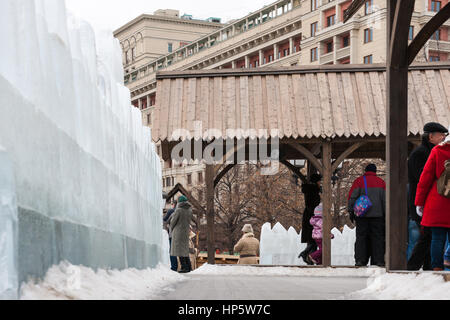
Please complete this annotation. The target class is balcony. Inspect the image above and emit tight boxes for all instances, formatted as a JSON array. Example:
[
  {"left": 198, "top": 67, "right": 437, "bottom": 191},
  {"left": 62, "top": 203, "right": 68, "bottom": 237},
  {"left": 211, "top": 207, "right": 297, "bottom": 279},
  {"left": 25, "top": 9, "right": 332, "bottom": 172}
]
[
  {"left": 320, "top": 51, "right": 334, "bottom": 64},
  {"left": 336, "top": 46, "right": 350, "bottom": 60},
  {"left": 428, "top": 40, "right": 450, "bottom": 53}
]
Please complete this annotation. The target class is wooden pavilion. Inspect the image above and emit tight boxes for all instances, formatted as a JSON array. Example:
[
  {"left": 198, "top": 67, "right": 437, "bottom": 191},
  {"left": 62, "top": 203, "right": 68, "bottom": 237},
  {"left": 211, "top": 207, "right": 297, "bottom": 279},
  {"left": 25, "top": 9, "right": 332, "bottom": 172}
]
[
  {"left": 153, "top": 63, "right": 450, "bottom": 269},
  {"left": 154, "top": 0, "right": 450, "bottom": 271}
]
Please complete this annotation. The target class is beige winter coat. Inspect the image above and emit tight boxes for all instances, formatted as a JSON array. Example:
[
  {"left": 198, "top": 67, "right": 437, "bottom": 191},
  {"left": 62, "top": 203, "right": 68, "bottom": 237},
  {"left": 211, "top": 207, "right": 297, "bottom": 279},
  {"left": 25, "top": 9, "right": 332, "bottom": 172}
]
[{"left": 234, "top": 233, "right": 260, "bottom": 265}]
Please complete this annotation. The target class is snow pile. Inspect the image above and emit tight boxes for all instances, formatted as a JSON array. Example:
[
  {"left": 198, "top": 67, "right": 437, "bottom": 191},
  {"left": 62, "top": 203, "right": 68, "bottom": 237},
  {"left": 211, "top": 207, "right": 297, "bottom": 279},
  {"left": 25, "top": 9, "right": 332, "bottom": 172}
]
[
  {"left": 260, "top": 222, "right": 356, "bottom": 266},
  {"left": 350, "top": 273, "right": 450, "bottom": 300},
  {"left": 20, "top": 261, "right": 186, "bottom": 300},
  {"left": 192, "top": 264, "right": 385, "bottom": 278}
]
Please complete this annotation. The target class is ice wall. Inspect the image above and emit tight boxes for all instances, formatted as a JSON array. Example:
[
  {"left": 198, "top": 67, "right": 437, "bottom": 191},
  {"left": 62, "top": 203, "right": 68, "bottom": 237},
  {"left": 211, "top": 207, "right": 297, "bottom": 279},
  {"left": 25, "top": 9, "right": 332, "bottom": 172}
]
[
  {"left": 0, "top": 0, "right": 163, "bottom": 289},
  {"left": 0, "top": 148, "right": 19, "bottom": 300},
  {"left": 260, "top": 223, "right": 356, "bottom": 266}
]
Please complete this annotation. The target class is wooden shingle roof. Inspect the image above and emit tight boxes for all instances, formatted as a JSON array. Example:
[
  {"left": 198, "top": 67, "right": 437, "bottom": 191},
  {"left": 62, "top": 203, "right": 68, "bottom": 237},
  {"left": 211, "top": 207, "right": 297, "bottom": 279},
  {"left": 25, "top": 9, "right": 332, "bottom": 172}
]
[{"left": 152, "top": 63, "right": 450, "bottom": 142}]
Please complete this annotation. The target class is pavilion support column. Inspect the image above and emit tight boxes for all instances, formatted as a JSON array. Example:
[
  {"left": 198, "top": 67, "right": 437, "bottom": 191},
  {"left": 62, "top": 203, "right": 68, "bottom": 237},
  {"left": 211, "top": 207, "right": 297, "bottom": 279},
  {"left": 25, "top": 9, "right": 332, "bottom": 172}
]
[
  {"left": 205, "top": 164, "right": 216, "bottom": 265},
  {"left": 322, "top": 140, "right": 332, "bottom": 267},
  {"left": 386, "top": 0, "right": 414, "bottom": 271}
]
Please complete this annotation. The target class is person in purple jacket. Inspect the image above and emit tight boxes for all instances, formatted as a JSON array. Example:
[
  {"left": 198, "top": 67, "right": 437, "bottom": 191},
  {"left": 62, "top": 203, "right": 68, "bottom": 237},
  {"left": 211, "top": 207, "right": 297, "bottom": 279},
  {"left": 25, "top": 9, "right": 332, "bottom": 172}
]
[{"left": 307, "top": 203, "right": 334, "bottom": 265}]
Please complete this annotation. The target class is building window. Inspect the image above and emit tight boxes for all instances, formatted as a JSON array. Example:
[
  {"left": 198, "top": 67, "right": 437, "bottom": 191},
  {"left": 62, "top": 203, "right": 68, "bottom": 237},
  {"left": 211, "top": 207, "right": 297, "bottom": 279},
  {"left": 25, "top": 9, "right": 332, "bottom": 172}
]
[
  {"left": 131, "top": 48, "right": 136, "bottom": 61},
  {"left": 365, "top": 0, "right": 373, "bottom": 15},
  {"left": 326, "top": 15, "right": 336, "bottom": 27},
  {"left": 430, "top": 55, "right": 440, "bottom": 62},
  {"left": 147, "top": 114, "right": 152, "bottom": 126},
  {"left": 409, "top": 26, "right": 414, "bottom": 40},
  {"left": 311, "top": 22, "right": 318, "bottom": 37},
  {"left": 198, "top": 172, "right": 203, "bottom": 183},
  {"left": 326, "top": 41, "right": 333, "bottom": 53},
  {"left": 364, "top": 55, "right": 373, "bottom": 64},
  {"left": 172, "top": 177, "right": 175, "bottom": 186},
  {"left": 168, "top": 43, "right": 173, "bottom": 53},
  {"left": 283, "top": 49, "right": 289, "bottom": 57},
  {"left": 431, "top": 29, "right": 441, "bottom": 41},
  {"left": 431, "top": 1, "right": 441, "bottom": 12},
  {"left": 311, "top": 47, "right": 318, "bottom": 62},
  {"left": 342, "top": 35, "right": 350, "bottom": 47},
  {"left": 364, "top": 28, "right": 373, "bottom": 43},
  {"left": 263, "top": 57, "right": 267, "bottom": 64},
  {"left": 187, "top": 174, "right": 192, "bottom": 185},
  {"left": 311, "top": 0, "right": 318, "bottom": 11},
  {"left": 166, "top": 177, "right": 171, "bottom": 188}
]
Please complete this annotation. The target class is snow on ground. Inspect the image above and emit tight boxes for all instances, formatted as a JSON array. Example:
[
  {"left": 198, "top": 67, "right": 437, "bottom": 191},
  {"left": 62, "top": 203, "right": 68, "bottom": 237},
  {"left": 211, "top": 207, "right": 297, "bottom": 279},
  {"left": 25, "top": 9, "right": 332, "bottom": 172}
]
[
  {"left": 192, "top": 264, "right": 385, "bottom": 278},
  {"left": 19, "top": 262, "right": 450, "bottom": 300},
  {"left": 20, "top": 261, "right": 186, "bottom": 300},
  {"left": 350, "top": 272, "right": 450, "bottom": 300}
]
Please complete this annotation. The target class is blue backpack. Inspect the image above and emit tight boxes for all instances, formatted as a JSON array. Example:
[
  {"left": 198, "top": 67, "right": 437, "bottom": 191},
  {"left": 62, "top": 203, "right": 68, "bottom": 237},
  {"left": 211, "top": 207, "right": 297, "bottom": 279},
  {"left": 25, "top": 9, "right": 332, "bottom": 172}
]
[{"left": 354, "top": 176, "right": 373, "bottom": 217}]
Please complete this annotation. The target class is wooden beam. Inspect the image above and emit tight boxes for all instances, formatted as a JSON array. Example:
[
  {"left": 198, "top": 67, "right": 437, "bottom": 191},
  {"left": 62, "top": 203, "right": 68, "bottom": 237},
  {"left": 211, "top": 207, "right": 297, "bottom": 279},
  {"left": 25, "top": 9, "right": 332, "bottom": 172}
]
[
  {"left": 389, "top": 0, "right": 416, "bottom": 67},
  {"left": 166, "top": 183, "right": 207, "bottom": 216},
  {"left": 214, "top": 164, "right": 236, "bottom": 188},
  {"left": 386, "top": 0, "right": 414, "bottom": 271},
  {"left": 408, "top": 3, "right": 450, "bottom": 65},
  {"left": 205, "top": 165, "right": 216, "bottom": 265},
  {"left": 322, "top": 140, "right": 333, "bottom": 267},
  {"left": 285, "top": 142, "right": 324, "bottom": 175},
  {"left": 331, "top": 142, "right": 367, "bottom": 172},
  {"left": 280, "top": 159, "right": 308, "bottom": 184},
  {"left": 343, "top": 0, "right": 366, "bottom": 23}
]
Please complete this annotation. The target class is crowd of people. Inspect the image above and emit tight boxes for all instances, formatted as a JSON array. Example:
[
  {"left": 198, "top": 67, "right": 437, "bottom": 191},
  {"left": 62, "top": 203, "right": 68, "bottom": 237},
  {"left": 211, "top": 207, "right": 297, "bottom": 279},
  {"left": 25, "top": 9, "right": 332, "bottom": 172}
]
[{"left": 163, "top": 122, "right": 449, "bottom": 272}]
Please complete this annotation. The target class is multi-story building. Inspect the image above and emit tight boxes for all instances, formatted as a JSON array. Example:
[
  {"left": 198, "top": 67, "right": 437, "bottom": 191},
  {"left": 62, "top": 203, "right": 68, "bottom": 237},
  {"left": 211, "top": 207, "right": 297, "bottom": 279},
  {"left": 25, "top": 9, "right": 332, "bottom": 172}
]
[{"left": 115, "top": 0, "right": 450, "bottom": 194}]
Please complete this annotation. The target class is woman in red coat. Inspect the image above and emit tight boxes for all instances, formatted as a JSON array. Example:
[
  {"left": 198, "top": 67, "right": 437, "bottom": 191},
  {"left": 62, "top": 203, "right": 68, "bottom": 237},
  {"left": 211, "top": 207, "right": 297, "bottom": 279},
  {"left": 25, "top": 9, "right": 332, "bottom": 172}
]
[{"left": 415, "top": 138, "right": 450, "bottom": 271}]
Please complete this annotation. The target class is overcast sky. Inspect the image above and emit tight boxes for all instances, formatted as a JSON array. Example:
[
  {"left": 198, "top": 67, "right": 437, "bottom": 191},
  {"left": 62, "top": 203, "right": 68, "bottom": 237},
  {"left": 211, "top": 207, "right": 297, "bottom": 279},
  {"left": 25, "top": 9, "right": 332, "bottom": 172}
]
[{"left": 65, "top": 0, "right": 274, "bottom": 31}]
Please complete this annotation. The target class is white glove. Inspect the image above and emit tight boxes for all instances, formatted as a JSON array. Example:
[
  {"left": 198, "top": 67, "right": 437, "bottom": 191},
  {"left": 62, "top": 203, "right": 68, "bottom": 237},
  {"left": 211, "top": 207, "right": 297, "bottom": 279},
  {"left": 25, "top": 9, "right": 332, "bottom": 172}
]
[{"left": 416, "top": 206, "right": 424, "bottom": 217}]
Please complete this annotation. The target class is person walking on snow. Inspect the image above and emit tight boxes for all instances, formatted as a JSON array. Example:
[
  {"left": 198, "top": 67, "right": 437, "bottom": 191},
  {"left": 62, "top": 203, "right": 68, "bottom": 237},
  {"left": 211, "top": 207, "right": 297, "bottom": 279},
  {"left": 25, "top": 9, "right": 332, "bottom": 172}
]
[
  {"left": 299, "top": 174, "right": 322, "bottom": 265},
  {"left": 415, "top": 130, "right": 450, "bottom": 271},
  {"left": 348, "top": 164, "right": 386, "bottom": 267},
  {"left": 407, "top": 122, "right": 448, "bottom": 270},
  {"left": 234, "top": 224, "right": 260, "bottom": 265},
  {"left": 170, "top": 196, "right": 193, "bottom": 273},
  {"left": 307, "top": 203, "right": 334, "bottom": 265},
  {"left": 163, "top": 200, "right": 178, "bottom": 272}
]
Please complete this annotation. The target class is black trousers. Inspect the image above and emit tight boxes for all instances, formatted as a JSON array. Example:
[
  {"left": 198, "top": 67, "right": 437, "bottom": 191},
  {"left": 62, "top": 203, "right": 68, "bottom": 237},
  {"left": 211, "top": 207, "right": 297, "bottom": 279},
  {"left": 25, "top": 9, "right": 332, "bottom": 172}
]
[
  {"left": 355, "top": 217, "right": 386, "bottom": 266},
  {"left": 179, "top": 256, "right": 192, "bottom": 272},
  {"left": 407, "top": 227, "right": 432, "bottom": 271},
  {"left": 299, "top": 241, "right": 318, "bottom": 259}
]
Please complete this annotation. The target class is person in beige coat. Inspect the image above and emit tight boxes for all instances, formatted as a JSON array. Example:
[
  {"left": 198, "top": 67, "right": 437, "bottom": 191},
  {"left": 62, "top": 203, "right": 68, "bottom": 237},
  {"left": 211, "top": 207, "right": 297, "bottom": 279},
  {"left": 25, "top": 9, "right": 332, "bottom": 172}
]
[{"left": 234, "top": 224, "right": 260, "bottom": 265}]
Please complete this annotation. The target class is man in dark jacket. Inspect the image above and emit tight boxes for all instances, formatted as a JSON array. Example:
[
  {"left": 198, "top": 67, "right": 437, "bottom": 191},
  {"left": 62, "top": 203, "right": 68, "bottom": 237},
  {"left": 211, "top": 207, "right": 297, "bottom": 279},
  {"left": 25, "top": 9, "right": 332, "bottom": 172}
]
[
  {"left": 407, "top": 122, "right": 448, "bottom": 271},
  {"left": 348, "top": 164, "right": 386, "bottom": 267},
  {"left": 298, "top": 174, "right": 322, "bottom": 265},
  {"left": 163, "top": 200, "right": 178, "bottom": 271}
]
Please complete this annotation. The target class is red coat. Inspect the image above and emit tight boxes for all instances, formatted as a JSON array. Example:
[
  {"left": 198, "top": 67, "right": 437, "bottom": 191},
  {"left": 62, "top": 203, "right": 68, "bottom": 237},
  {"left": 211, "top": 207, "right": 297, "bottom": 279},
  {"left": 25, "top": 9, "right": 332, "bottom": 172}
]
[{"left": 415, "top": 143, "right": 450, "bottom": 228}]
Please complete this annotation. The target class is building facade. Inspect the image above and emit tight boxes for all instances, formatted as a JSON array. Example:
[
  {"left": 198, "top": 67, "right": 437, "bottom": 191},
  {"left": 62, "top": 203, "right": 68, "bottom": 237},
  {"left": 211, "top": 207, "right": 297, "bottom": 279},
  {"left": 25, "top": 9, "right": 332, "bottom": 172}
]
[{"left": 115, "top": 0, "right": 450, "bottom": 194}]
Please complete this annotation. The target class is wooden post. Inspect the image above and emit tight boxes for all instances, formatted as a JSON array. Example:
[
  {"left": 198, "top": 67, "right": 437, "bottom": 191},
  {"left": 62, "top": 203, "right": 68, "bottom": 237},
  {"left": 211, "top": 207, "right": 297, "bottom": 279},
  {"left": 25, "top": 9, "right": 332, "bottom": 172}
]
[
  {"left": 205, "top": 165, "right": 216, "bottom": 265},
  {"left": 386, "top": 0, "right": 415, "bottom": 271},
  {"left": 322, "top": 140, "right": 332, "bottom": 267}
]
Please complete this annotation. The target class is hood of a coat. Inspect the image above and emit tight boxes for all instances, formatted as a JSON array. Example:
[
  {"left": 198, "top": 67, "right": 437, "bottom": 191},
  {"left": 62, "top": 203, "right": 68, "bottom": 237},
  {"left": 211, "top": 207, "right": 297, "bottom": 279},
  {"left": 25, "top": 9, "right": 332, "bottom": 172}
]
[
  {"left": 243, "top": 233, "right": 255, "bottom": 239},
  {"left": 178, "top": 201, "right": 192, "bottom": 210}
]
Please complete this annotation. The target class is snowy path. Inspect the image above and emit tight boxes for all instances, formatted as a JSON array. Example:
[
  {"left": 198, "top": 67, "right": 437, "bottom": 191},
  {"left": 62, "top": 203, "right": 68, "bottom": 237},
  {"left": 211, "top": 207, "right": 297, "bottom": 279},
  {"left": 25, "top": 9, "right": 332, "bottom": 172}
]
[{"left": 154, "top": 273, "right": 370, "bottom": 300}]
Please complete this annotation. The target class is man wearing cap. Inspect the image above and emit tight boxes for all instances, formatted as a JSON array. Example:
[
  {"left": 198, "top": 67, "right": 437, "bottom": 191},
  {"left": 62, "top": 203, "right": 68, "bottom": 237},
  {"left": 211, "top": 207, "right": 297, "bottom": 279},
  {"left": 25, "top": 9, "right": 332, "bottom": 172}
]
[
  {"left": 348, "top": 164, "right": 386, "bottom": 267},
  {"left": 407, "top": 122, "right": 448, "bottom": 271}
]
